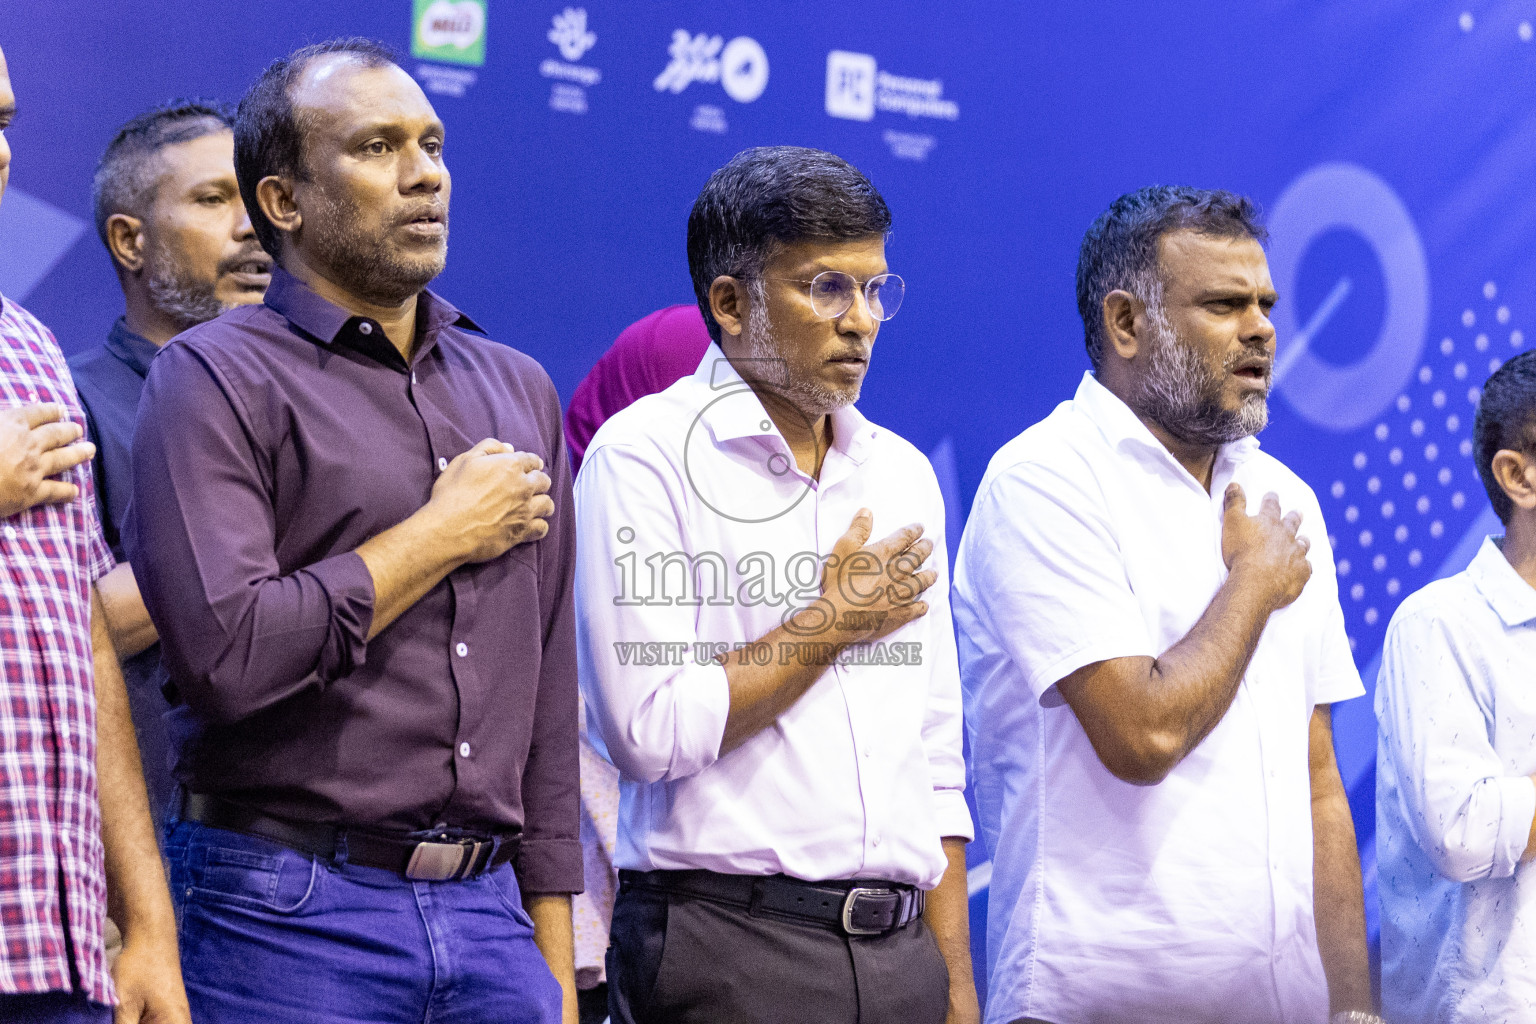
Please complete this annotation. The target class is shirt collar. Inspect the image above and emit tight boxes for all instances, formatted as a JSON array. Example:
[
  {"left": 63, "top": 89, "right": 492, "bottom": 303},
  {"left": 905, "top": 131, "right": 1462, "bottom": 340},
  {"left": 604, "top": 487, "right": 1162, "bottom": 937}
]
[
  {"left": 263, "top": 266, "right": 483, "bottom": 368},
  {"left": 691, "top": 342, "right": 877, "bottom": 463},
  {"left": 1468, "top": 535, "right": 1536, "bottom": 628},
  {"left": 105, "top": 317, "right": 161, "bottom": 379},
  {"left": 1073, "top": 370, "right": 1260, "bottom": 477}
]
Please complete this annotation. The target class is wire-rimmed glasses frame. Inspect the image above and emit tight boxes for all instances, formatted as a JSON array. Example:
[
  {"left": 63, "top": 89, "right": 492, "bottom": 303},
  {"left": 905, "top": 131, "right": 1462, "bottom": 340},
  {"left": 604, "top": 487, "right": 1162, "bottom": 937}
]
[{"left": 764, "top": 270, "right": 906, "bottom": 322}]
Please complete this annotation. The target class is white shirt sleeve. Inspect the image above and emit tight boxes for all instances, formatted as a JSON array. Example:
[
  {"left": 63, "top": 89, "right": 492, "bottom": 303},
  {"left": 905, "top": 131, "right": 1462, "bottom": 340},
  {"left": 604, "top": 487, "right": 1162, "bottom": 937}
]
[
  {"left": 1377, "top": 606, "right": 1536, "bottom": 883},
  {"left": 1297, "top": 496, "right": 1366, "bottom": 708},
  {"left": 574, "top": 441, "right": 731, "bottom": 785},
  {"left": 918, "top": 486, "right": 974, "bottom": 843},
  {"left": 963, "top": 456, "right": 1156, "bottom": 700}
]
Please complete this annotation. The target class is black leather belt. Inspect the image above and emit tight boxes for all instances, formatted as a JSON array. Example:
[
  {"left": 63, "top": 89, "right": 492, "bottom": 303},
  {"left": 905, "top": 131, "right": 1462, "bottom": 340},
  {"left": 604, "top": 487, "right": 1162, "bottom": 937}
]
[
  {"left": 179, "top": 792, "right": 519, "bottom": 882},
  {"left": 619, "top": 868, "right": 925, "bottom": 936}
]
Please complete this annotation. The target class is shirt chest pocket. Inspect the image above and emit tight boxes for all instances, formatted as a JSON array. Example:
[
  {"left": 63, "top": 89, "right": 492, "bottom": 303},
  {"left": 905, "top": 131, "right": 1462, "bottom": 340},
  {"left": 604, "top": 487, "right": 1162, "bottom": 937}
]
[{"left": 1117, "top": 514, "right": 1224, "bottom": 652}]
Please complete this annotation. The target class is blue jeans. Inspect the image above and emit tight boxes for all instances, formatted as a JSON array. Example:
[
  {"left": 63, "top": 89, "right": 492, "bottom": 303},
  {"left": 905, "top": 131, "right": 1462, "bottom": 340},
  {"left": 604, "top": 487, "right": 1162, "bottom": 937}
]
[
  {"left": 166, "top": 820, "right": 562, "bottom": 1024},
  {"left": 0, "top": 992, "right": 111, "bottom": 1024}
]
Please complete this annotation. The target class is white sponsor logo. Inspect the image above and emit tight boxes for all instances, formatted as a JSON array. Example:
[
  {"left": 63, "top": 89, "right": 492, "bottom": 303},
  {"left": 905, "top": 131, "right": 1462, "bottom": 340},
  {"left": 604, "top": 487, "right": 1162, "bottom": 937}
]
[
  {"left": 690, "top": 105, "right": 729, "bottom": 134},
  {"left": 720, "top": 36, "right": 769, "bottom": 102},
  {"left": 419, "top": 0, "right": 485, "bottom": 50},
  {"left": 656, "top": 30, "right": 768, "bottom": 103},
  {"left": 883, "top": 130, "right": 936, "bottom": 162},
  {"left": 548, "top": 7, "right": 596, "bottom": 62},
  {"left": 416, "top": 64, "right": 477, "bottom": 98},
  {"left": 549, "top": 83, "right": 587, "bottom": 114},
  {"left": 825, "top": 50, "right": 959, "bottom": 122},
  {"left": 541, "top": 7, "right": 601, "bottom": 114},
  {"left": 826, "top": 50, "right": 876, "bottom": 121}
]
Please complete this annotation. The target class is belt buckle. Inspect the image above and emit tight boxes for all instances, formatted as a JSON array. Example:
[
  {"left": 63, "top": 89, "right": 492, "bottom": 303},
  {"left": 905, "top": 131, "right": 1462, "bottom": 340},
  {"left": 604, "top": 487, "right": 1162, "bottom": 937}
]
[
  {"left": 405, "top": 838, "right": 486, "bottom": 881},
  {"left": 840, "top": 886, "right": 894, "bottom": 936}
]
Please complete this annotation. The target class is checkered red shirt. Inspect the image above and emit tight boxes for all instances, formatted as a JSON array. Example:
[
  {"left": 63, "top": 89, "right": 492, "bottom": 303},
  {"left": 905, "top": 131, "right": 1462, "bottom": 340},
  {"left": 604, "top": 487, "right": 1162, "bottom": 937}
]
[{"left": 0, "top": 294, "right": 115, "bottom": 1004}]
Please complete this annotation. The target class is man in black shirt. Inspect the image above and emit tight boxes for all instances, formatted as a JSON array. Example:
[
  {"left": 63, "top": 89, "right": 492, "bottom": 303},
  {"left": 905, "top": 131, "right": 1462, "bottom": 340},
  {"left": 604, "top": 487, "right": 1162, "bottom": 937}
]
[{"left": 69, "top": 100, "right": 270, "bottom": 829}]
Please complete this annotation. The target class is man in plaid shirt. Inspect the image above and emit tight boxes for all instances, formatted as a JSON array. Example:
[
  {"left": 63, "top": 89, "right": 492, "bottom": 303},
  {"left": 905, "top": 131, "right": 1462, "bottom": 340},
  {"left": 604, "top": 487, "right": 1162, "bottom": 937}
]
[{"left": 0, "top": 45, "right": 189, "bottom": 1024}]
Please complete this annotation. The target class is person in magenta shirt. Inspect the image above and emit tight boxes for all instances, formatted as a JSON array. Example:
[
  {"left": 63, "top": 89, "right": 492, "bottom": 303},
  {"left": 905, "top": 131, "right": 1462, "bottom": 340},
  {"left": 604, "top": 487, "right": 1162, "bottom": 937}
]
[{"left": 565, "top": 304, "right": 711, "bottom": 475}]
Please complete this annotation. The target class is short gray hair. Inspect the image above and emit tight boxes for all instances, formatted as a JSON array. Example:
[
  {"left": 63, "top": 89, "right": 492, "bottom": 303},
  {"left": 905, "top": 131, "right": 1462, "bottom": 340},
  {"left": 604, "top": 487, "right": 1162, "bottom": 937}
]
[
  {"left": 1075, "top": 185, "right": 1266, "bottom": 371},
  {"left": 92, "top": 101, "right": 234, "bottom": 257}
]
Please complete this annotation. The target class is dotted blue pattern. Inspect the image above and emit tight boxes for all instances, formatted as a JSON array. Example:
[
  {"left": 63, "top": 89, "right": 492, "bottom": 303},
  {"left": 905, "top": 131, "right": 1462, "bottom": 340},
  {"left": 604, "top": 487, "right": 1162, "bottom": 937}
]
[{"left": 1324, "top": 282, "right": 1517, "bottom": 656}]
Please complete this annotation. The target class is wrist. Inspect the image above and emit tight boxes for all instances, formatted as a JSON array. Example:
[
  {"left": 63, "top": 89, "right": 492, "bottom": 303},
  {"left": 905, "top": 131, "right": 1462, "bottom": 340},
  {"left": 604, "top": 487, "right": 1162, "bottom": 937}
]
[
  {"left": 1224, "top": 558, "right": 1280, "bottom": 610},
  {"left": 112, "top": 903, "right": 178, "bottom": 949},
  {"left": 803, "top": 597, "right": 865, "bottom": 651},
  {"left": 407, "top": 502, "right": 472, "bottom": 567}
]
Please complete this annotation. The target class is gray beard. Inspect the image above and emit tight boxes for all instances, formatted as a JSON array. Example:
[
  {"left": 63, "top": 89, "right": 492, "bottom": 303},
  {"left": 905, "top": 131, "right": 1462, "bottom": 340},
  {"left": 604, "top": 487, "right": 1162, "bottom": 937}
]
[
  {"left": 145, "top": 259, "right": 227, "bottom": 331},
  {"left": 1128, "top": 301, "right": 1268, "bottom": 447},
  {"left": 741, "top": 285, "right": 860, "bottom": 418}
]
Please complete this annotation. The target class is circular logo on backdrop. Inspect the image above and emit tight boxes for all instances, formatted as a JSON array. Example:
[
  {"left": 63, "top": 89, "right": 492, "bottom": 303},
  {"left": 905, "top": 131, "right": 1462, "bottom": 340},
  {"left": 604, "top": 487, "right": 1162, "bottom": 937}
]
[
  {"left": 720, "top": 37, "right": 770, "bottom": 102},
  {"left": 1268, "top": 162, "right": 1429, "bottom": 432}
]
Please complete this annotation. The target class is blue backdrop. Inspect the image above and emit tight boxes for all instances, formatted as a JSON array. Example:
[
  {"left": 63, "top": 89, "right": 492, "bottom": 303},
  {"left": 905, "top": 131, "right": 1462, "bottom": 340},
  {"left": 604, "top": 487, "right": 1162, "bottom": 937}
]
[{"left": 2, "top": 0, "right": 1526, "bottom": 997}]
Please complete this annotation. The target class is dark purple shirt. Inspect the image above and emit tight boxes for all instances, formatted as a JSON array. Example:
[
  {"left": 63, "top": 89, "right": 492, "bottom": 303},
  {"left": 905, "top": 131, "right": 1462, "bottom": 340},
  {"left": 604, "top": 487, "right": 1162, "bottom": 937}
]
[{"left": 125, "top": 267, "right": 581, "bottom": 894}]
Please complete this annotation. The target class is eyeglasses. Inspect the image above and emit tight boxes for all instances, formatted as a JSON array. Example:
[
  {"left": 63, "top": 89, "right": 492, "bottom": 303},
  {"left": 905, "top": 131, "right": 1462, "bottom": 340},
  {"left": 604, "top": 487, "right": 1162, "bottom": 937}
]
[{"left": 767, "top": 271, "right": 906, "bottom": 322}]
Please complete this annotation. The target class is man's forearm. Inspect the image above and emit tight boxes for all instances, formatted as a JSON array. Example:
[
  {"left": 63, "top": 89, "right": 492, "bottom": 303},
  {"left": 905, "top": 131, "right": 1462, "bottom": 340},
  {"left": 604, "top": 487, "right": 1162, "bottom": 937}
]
[
  {"left": 92, "top": 588, "right": 173, "bottom": 936},
  {"left": 355, "top": 506, "right": 467, "bottom": 640},
  {"left": 1145, "top": 565, "right": 1277, "bottom": 760},
  {"left": 92, "top": 586, "right": 190, "bottom": 1023},
  {"left": 96, "top": 560, "right": 158, "bottom": 658},
  {"left": 1059, "top": 564, "right": 1279, "bottom": 783},
  {"left": 924, "top": 837, "right": 980, "bottom": 1024},
  {"left": 718, "top": 613, "right": 839, "bottom": 755},
  {"left": 527, "top": 893, "right": 578, "bottom": 1024},
  {"left": 1310, "top": 707, "right": 1372, "bottom": 1014}
]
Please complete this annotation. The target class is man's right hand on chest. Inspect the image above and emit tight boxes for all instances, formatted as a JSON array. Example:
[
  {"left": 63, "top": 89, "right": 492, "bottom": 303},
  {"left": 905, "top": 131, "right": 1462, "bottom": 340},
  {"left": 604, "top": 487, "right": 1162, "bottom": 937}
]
[
  {"left": 1220, "top": 483, "right": 1312, "bottom": 613},
  {"left": 0, "top": 403, "right": 95, "bottom": 518},
  {"left": 424, "top": 438, "right": 555, "bottom": 563}
]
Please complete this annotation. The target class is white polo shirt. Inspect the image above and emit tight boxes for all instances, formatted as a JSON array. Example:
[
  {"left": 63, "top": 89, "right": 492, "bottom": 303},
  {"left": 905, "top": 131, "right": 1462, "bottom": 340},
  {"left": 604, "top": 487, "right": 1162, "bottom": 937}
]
[
  {"left": 574, "top": 343, "right": 972, "bottom": 888},
  {"left": 1377, "top": 537, "right": 1536, "bottom": 1024},
  {"left": 953, "top": 372, "right": 1363, "bottom": 1024}
]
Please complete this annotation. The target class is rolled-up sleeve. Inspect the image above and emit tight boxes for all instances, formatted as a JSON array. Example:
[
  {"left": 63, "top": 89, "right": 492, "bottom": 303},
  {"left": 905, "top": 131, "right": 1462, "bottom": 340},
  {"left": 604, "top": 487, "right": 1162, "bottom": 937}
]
[
  {"left": 514, "top": 388, "right": 584, "bottom": 894},
  {"left": 916, "top": 478, "right": 973, "bottom": 842},
  {"left": 574, "top": 441, "right": 730, "bottom": 785},
  {"left": 125, "top": 340, "right": 374, "bottom": 726},
  {"left": 1378, "top": 607, "right": 1535, "bottom": 883}
]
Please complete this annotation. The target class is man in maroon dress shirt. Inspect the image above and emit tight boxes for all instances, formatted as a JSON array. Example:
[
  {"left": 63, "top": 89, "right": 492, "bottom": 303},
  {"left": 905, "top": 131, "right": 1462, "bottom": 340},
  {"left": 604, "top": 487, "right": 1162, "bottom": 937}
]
[{"left": 125, "top": 38, "right": 580, "bottom": 1024}]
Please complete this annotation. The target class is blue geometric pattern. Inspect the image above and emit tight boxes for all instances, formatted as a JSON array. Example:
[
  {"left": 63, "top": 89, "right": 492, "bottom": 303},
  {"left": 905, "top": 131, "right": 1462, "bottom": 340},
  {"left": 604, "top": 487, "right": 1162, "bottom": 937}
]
[{"left": 0, "top": 188, "right": 87, "bottom": 303}]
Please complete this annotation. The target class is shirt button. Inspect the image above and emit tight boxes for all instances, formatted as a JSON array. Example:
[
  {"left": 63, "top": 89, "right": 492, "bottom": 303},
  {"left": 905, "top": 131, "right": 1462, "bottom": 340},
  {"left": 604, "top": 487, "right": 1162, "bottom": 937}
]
[
  {"left": 437, "top": 457, "right": 448, "bottom": 472},
  {"left": 411, "top": 373, "right": 418, "bottom": 386},
  {"left": 358, "top": 321, "right": 373, "bottom": 335},
  {"left": 3, "top": 525, "right": 15, "bottom": 540},
  {"left": 862, "top": 749, "right": 871, "bottom": 760},
  {"left": 458, "top": 742, "right": 472, "bottom": 758},
  {"left": 455, "top": 642, "right": 468, "bottom": 657},
  {"left": 38, "top": 619, "right": 53, "bottom": 634},
  {"left": 872, "top": 835, "right": 882, "bottom": 847}
]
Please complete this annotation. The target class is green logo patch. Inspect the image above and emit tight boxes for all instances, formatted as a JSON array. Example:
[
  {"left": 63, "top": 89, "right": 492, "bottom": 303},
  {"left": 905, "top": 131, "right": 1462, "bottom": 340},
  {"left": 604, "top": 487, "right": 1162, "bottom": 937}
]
[{"left": 412, "top": 0, "right": 487, "bottom": 67}]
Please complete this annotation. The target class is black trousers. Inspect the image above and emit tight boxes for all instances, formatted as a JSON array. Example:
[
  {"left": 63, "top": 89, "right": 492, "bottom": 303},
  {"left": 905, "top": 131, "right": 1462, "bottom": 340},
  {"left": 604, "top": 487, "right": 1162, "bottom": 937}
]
[{"left": 606, "top": 883, "right": 949, "bottom": 1024}]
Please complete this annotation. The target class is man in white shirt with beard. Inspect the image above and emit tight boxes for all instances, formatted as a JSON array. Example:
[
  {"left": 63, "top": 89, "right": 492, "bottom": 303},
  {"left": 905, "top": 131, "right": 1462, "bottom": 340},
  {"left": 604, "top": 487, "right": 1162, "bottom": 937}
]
[
  {"left": 575, "top": 146, "right": 977, "bottom": 1024},
  {"left": 954, "top": 186, "right": 1377, "bottom": 1024}
]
